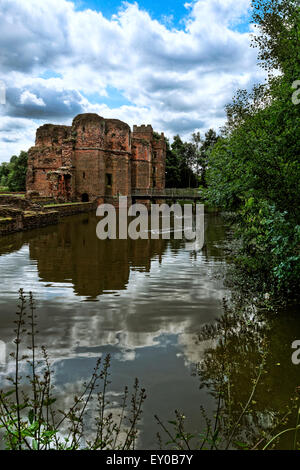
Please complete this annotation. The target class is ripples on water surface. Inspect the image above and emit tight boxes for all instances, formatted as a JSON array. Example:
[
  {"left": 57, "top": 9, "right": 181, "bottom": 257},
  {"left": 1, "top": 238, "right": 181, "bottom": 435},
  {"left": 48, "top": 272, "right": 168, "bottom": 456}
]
[{"left": 0, "top": 213, "right": 299, "bottom": 449}]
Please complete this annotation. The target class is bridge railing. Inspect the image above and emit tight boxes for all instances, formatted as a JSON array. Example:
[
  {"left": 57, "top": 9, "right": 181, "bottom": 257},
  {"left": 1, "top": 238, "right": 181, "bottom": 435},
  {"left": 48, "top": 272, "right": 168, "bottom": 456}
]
[{"left": 131, "top": 188, "right": 202, "bottom": 198}]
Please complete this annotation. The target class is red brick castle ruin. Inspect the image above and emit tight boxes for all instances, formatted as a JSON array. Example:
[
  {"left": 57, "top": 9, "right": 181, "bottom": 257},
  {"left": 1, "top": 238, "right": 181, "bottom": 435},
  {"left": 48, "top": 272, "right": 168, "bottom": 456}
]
[{"left": 26, "top": 113, "right": 166, "bottom": 205}]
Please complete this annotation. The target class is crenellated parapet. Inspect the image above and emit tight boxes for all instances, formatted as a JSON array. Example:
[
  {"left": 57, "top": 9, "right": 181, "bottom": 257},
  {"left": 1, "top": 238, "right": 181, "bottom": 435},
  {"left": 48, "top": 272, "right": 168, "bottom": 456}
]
[{"left": 26, "top": 114, "right": 166, "bottom": 204}]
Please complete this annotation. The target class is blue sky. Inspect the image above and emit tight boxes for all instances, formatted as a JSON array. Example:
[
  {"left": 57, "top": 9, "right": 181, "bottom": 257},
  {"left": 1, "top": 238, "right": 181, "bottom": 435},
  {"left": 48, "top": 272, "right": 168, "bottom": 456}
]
[
  {"left": 78, "top": 0, "right": 189, "bottom": 26},
  {"left": 78, "top": 0, "right": 252, "bottom": 31},
  {"left": 0, "top": 0, "right": 264, "bottom": 163}
]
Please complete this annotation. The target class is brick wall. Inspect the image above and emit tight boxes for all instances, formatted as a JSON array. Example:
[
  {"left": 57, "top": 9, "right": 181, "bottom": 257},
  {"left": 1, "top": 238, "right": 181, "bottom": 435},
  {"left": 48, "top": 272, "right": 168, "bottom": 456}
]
[{"left": 26, "top": 113, "right": 166, "bottom": 204}]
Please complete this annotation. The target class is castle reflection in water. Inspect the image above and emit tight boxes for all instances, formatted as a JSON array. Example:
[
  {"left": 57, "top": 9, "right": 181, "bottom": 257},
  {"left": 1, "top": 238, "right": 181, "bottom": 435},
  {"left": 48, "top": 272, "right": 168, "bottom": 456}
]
[{"left": 0, "top": 212, "right": 225, "bottom": 300}]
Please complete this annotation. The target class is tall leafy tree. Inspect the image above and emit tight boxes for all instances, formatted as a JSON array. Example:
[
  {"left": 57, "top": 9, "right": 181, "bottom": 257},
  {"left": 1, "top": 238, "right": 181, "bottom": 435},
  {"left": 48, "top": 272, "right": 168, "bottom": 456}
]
[
  {"left": 0, "top": 162, "right": 10, "bottom": 187},
  {"left": 206, "top": 0, "right": 300, "bottom": 297},
  {"left": 165, "top": 135, "right": 199, "bottom": 188},
  {"left": 165, "top": 138, "right": 181, "bottom": 187},
  {"left": 1, "top": 151, "right": 28, "bottom": 192},
  {"left": 193, "top": 129, "right": 218, "bottom": 188}
]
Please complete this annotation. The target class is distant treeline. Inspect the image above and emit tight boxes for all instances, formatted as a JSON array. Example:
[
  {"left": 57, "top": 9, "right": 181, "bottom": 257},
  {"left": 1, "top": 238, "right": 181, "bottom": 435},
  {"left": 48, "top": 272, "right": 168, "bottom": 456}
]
[
  {"left": 164, "top": 129, "right": 218, "bottom": 188},
  {"left": 0, "top": 151, "right": 28, "bottom": 192}
]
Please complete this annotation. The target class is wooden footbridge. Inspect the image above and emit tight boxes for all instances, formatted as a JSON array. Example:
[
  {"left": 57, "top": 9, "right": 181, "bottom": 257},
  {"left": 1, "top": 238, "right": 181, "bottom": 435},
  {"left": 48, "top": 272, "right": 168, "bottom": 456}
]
[{"left": 131, "top": 188, "right": 203, "bottom": 202}]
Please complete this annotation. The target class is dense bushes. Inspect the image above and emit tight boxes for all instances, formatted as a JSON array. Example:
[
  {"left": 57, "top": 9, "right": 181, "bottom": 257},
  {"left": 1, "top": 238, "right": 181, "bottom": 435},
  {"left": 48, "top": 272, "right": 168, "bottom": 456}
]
[
  {"left": 206, "top": 0, "right": 300, "bottom": 299},
  {"left": 0, "top": 151, "right": 28, "bottom": 192}
]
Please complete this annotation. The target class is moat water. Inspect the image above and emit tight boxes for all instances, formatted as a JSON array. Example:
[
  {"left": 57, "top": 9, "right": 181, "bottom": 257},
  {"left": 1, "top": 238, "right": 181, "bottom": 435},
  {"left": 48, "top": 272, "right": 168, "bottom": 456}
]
[{"left": 0, "top": 212, "right": 299, "bottom": 449}]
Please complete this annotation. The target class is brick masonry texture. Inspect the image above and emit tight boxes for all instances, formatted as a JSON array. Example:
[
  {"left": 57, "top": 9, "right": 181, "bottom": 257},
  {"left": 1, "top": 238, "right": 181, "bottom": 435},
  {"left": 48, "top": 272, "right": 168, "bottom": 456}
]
[{"left": 26, "top": 114, "right": 166, "bottom": 205}]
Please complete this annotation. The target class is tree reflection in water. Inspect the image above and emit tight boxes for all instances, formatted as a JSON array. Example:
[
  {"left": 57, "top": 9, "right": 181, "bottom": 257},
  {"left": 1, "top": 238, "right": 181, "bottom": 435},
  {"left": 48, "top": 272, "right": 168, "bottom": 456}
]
[{"left": 161, "top": 298, "right": 300, "bottom": 450}]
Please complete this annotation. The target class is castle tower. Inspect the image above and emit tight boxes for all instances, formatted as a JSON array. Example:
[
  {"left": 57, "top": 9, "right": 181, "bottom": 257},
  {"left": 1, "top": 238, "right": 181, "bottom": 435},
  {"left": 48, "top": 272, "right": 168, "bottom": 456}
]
[{"left": 26, "top": 114, "right": 166, "bottom": 205}]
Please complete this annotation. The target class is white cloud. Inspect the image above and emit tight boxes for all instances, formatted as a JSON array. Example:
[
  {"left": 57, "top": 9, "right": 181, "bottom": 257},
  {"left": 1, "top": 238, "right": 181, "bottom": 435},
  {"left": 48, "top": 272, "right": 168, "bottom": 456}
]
[
  {"left": 20, "top": 90, "right": 46, "bottom": 107},
  {"left": 0, "top": 116, "right": 37, "bottom": 158},
  {"left": 0, "top": 0, "right": 265, "bottom": 162}
]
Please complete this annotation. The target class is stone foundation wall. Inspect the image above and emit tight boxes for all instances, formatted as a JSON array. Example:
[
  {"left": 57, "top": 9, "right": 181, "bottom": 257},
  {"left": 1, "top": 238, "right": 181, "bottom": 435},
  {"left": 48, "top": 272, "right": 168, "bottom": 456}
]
[
  {"left": 0, "top": 195, "right": 42, "bottom": 211},
  {"left": 0, "top": 198, "right": 97, "bottom": 236},
  {"left": 0, "top": 211, "right": 59, "bottom": 236},
  {"left": 44, "top": 202, "right": 97, "bottom": 217},
  {"left": 0, "top": 217, "right": 18, "bottom": 235}
]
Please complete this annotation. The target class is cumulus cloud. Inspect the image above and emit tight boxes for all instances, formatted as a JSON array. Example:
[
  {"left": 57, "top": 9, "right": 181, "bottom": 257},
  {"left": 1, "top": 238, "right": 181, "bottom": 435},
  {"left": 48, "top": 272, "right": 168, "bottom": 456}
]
[
  {"left": 5, "top": 84, "right": 84, "bottom": 118},
  {"left": 0, "top": 0, "right": 265, "bottom": 162},
  {"left": 0, "top": 117, "right": 37, "bottom": 162}
]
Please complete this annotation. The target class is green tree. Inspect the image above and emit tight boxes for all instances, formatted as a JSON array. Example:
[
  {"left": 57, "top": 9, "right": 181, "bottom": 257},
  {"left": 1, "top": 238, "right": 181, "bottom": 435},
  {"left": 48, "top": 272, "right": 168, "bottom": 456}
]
[
  {"left": 6, "top": 151, "right": 28, "bottom": 192},
  {"left": 0, "top": 162, "right": 10, "bottom": 187},
  {"left": 193, "top": 129, "right": 218, "bottom": 188},
  {"left": 165, "top": 138, "right": 181, "bottom": 187},
  {"left": 165, "top": 135, "right": 199, "bottom": 188},
  {"left": 206, "top": 0, "right": 300, "bottom": 298}
]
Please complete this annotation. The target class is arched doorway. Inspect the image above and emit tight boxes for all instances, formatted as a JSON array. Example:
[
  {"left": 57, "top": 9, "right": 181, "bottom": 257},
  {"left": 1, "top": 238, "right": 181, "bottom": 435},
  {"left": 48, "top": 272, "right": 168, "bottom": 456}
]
[{"left": 81, "top": 193, "right": 89, "bottom": 202}]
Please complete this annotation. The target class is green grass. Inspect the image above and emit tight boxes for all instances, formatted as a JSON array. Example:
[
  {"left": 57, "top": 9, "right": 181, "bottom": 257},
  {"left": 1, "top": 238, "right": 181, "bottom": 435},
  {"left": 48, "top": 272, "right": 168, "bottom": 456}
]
[
  {"left": 45, "top": 202, "right": 91, "bottom": 208},
  {"left": 177, "top": 200, "right": 194, "bottom": 205},
  {"left": 0, "top": 193, "right": 25, "bottom": 198}
]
